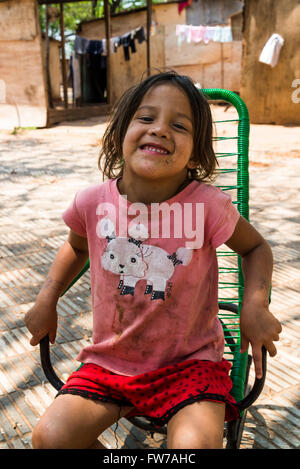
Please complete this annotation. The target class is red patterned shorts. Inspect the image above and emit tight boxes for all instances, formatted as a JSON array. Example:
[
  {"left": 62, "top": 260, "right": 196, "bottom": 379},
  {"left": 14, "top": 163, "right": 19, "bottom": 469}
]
[{"left": 57, "top": 359, "right": 239, "bottom": 425}]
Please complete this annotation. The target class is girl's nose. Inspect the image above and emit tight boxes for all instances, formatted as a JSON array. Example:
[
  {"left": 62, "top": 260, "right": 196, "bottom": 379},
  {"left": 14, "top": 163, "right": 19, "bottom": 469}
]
[{"left": 148, "top": 121, "right": 170, "bottom": 139}]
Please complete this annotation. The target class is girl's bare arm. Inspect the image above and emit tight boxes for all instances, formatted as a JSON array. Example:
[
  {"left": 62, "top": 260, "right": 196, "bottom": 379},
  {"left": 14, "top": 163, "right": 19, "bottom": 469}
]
[
  {"left": 225, "top": 216, "right": 282, "bottom": 378},
  {"left": 25, "top": 230, "right": 89, "bottom": 345}
]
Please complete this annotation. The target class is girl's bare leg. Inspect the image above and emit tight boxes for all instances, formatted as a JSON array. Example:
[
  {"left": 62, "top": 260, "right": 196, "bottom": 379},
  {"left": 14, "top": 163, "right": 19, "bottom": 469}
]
[
  {"left": 32, "top": 394, "right": 133, "bottom": 449},
  {"left": 167, "top": 401, "right": 226, "bottom": 449}
]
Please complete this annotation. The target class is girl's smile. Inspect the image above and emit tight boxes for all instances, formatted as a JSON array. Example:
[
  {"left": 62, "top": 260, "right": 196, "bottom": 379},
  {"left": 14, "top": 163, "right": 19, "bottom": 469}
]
[
  {"left": 119, "top": 83, "right": 196, "bottom": 202},
  {"left": 139, "top": 143, "right": 170, "bottom": 155}
]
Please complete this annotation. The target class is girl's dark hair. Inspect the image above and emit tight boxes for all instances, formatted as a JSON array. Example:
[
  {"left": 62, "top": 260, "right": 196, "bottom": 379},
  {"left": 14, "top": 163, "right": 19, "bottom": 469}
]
[{"left": 98, "top": 70, "right": 218, "bottom": 182}]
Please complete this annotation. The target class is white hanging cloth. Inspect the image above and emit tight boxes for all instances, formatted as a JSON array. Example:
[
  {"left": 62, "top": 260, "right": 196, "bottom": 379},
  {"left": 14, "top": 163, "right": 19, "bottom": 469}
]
[
  {"left": 259, "top": 34, "right": 284, "bottom": 68},
  {"left": 175, "top": 24, "right": 233, "bottom": 46}
]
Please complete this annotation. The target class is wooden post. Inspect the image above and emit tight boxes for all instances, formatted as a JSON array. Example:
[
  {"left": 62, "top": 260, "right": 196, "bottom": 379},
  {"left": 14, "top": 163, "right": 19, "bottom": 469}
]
[
  {"left": 59, "top": 2, "right": 68, "bottom": 108},
  {"left": 45, "top": 5, "right": 53, "bottom": 108},
  {"left": 221, "top": 0, "right": 224, "bottom": 89},
  {"left": 104, "top": 0, "right": 111, "bottom": 104},
  {"left": 146, "top": 0, "right": 152, "bottom": 76},
  {"left": 220, "top": 42, "right": 224, "bottom": 89}
]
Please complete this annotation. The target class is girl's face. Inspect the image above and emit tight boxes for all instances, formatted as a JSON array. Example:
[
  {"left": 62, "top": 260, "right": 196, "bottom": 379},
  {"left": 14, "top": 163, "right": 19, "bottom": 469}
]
[{"left": 122, "top": 84, "right": 196, "bottom": 184}]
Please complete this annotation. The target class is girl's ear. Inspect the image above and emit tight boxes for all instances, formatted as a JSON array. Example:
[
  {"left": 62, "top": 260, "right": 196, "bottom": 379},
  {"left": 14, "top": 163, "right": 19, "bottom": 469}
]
[{"left": 186, "top": 158, "right": 197, "bottom": 169}]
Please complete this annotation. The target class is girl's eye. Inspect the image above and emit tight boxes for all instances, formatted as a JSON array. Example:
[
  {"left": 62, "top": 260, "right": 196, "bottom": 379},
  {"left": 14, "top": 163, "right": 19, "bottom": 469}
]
[
  {"left": 130, "top": 257, "right": 137, "bottom": 263},
  {"left": 174, "top": 123, "right": 187, "bottom": 130},
  {"left": 110, "top": 253, "right": 115, "bottom": 259},
  {"left": 139, "top": 116, "right": 153, "bottom": 122}
]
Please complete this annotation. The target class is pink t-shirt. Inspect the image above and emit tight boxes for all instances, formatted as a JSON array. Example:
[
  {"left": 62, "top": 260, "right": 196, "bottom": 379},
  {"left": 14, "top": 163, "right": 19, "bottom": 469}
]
[{"left": 62, "top": 179, "right": 240, "bottom": 376}]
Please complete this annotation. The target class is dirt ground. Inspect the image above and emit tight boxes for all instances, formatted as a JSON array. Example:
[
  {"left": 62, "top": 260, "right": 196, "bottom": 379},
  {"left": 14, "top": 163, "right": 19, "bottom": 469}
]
[
  {"left": 0, "top": 103, "right": 299, "bottom": 449},
  {"left": 1, "top": 103, "right": 299, "bottom": 160}
]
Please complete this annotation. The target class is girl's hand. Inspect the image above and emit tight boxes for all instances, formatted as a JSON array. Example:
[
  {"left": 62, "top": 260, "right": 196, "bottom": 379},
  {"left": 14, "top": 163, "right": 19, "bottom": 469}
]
[
  {"left": 25, "top": 300, "right": 58, "bottom": 346},
  {"left": 24, "top": 231, "right": 89, "bottom": 346},
  {"left": 240, "top": 303, "right": 282, "bottom": 378}
]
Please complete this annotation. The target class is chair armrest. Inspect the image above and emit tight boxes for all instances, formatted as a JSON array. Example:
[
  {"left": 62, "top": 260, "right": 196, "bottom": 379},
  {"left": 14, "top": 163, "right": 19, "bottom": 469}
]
[
  {"left": 40, "top": 330, "right": 267, "bottom": 412},
  {"left": 40, "top": 335, "right": 64, "bottom": 391},
  {"left": 39, "top": 261, "right": 90, "bottom": 389},
  {"left": 218, "top": 303, "right": 267, "bottom": 411},
  {"left": 237, "top": 346, "right": 267, "bottom": 411}
]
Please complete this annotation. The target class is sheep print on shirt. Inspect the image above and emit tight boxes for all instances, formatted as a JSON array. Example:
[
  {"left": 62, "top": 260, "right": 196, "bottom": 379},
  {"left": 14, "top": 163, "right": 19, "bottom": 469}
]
[{"left": 62, "top": 178, "right": 240, "bottom": 376}]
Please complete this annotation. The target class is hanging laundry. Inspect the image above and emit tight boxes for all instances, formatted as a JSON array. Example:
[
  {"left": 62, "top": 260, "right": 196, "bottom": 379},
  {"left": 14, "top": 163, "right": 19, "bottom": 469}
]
[
  {"left": 113, "top": 37, "right": 121, "bottom": 53},
  {"left": 100, "top": 36, "right": 121, "bottom": 56},
  {"left": 220, "top": 26, "right": 233, "bottom": 42},
  {"left": 178, "top": 0, "right": 193, "bottom": 15},
  {"left": 176, "top": 24, "right": 188, "bottom": 47},
  {"left": 72, "top": 36, "right": 107, "bottom": 103},
  {"left": 175, "top": 24, "right": 233, "bottom": 45},
  {"left": 74, "top": 35, "right": 119, "bottom": 57},
  {"left": 204, "top": 26, "right": 216, "bottom": 44},
  {"left": 87, "top": 39, "right": 103, "bottom": 55},
  {"left": 199, "top": 26, "right": 207, "bottom": 43},
  {"left": 120, "top": 32, "right": 136, "bottom": 61},
  {"left": 190, "top": 26, "right": 202, "bottom": 43},
  {"left": 74, "top": 36, "right": 90, "bottom": 54},
  {"left": 213, "top": 26, "right": 222, "bottom": 43},
  {"left": 135, "top": 26, "right": 146, "bottom": 44},
  {"left": 119, "top": 26, "right": 146, "bottom": 61},
  {"left": 259, "top": 34, "right": 284, "bottom": 68}
]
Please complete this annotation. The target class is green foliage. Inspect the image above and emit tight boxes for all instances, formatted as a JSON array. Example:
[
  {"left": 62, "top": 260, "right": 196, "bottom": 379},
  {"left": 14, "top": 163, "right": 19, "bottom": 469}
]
[
  {"left": 39, "top": 0, "right": 170, "bottom": 37},
  {"left": 11, "top": 127, "right": 37, "bottom": 135},
  {"left": 39, "top": 2, "right": 102, "bottom": 37}
]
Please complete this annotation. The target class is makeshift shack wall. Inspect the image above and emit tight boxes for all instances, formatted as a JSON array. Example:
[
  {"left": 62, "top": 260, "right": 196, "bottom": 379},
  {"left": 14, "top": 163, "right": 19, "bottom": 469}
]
[
  {"left": 79, "top": 2, "right": 242, "bottom": 102},
  {"left": 171, "top": 0, "right": 242, "bottom": 90},
  {"left": 0, "top": 0, "right": 47, "bottom": 129},
  {"left": 78, "top": 4, "right": 181, "bottom": 102},
  {"left": 241, "top": 0, "right": 300, "bottom": 124},
  {"left": 109, "top": 26, "right": 165, "bottom": 103},
  {"left": 164, "top": 25, "right": 241, "bottom": 91}
]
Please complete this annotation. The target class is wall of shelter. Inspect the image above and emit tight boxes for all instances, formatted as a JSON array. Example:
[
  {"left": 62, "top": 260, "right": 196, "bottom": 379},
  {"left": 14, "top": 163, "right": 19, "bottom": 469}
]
[
  {"left": 0, "top": 0, "right": 47, "bottom": 129},
  {"left": 78, "top": 2, "right": 242, "bottom": 103},
  {"left": 241, "top": 0, "right": 300, "bottom": 124}
]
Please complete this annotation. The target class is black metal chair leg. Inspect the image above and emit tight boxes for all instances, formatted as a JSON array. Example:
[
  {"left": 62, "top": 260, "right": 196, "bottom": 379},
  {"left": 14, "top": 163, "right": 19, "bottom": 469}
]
[{"left": 226, "top": 409, "right": 248, "bottom": 449}]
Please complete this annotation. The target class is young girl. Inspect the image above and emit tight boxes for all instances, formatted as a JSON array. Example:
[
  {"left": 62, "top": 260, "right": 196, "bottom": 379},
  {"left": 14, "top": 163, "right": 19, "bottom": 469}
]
[{"left": 25, "top": 71, "right": 281, "bottom": 449}]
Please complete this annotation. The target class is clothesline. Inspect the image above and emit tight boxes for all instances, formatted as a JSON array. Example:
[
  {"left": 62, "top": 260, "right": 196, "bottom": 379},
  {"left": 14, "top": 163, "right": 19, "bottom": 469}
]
[
  {"left": 74, "top": 26, "right": 146, "bottom": 62},
  {"left": 176, "top": 24, "right": 233, "bottom": 46},
  {"left": 70, "top": 26, "right": 146, "bottom": 101}
]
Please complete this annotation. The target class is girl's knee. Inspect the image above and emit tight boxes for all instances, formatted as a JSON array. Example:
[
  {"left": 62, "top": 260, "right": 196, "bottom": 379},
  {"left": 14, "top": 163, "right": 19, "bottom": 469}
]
[
  {"left": 32, "top": 423, "right": 50, "bottom": 449},
  {"left": 167, "top": 402, "right": 225, "bottom": 449},
  {"left": 167, "top": 424, "right": 223, "bottom": 449},
  {"left": 32, "top": 419, "right": 63, "bottom": 449}
]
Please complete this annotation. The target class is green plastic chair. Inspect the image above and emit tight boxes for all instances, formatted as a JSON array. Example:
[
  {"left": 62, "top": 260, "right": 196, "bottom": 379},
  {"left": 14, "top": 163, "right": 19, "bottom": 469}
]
[{"left": 39, "top": 89, "right": 266, "bottom": 449}]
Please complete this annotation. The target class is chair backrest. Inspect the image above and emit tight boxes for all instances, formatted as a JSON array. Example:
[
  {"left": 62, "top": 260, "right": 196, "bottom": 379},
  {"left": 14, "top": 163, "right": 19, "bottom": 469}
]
[{"left": 200, "top": 89, "right": 250, "bottom": 404}]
